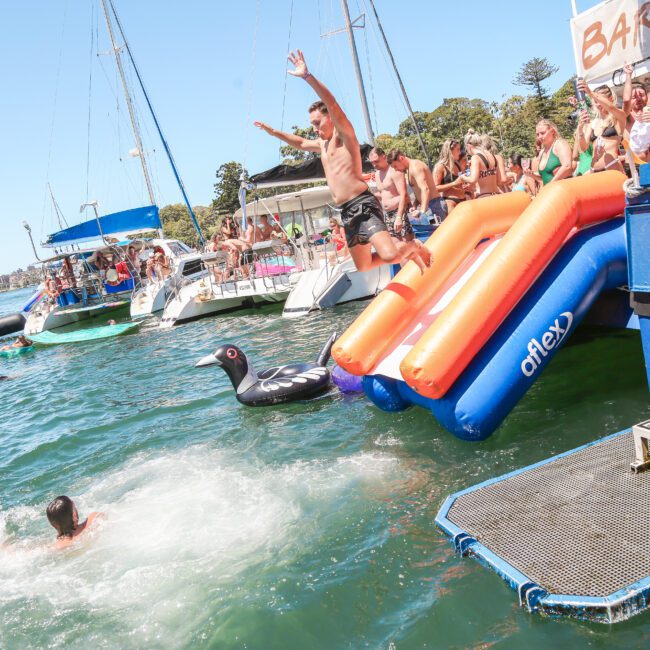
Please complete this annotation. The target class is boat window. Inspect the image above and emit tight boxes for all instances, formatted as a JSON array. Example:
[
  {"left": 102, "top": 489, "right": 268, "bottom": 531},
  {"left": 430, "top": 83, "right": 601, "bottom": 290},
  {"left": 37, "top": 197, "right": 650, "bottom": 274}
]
[
  {"left": 166, "top": 241, "right": 192, "bottom": 255},
  {"left": 181, "top": 259, "right": 203, "bottom": 277}
]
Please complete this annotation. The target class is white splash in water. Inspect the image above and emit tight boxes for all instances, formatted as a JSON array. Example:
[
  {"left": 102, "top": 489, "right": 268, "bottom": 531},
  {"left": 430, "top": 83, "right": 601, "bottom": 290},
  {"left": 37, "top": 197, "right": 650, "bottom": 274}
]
[{"left": 0, "top": 445, "right": 399, "bottom": 644}]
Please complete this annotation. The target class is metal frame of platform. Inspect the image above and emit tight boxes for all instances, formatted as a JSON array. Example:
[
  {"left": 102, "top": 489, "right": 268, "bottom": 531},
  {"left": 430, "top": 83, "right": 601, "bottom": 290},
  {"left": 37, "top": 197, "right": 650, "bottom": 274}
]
[{"left": 435, "top": 428, "right": 650, "bottom": 623}]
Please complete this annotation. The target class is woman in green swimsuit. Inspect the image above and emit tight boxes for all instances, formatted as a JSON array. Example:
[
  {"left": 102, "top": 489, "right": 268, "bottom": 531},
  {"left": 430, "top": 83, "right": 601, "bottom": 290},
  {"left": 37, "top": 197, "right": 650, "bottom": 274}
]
[{"left": 527, "top": 119, "right": 573, "bottom": 185}]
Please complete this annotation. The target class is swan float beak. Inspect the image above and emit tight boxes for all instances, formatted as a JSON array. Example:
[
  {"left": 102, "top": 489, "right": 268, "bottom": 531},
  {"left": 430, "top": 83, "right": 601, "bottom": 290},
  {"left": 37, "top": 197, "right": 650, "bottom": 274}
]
[{"left": 195, "top": 353, "right": 221, "bottom": 368}]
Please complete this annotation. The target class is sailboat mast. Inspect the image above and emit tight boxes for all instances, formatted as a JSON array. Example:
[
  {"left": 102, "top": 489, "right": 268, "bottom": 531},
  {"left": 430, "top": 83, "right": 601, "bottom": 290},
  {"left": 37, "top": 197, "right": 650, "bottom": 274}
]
[
  {"left": 366, "top": 0, "right": 430, "bottom": 167},
  {"left": 99, "top": 0, "right": 156, "bottom": 207},
  {"left": 340, "top": 0, "right": 375, "bottom": 145},
  {"left": 47, "top": 183, "right": 68, "bottom": 230},
  {"left": 105, "top": 0, "right": 206, "bottom": 246}
]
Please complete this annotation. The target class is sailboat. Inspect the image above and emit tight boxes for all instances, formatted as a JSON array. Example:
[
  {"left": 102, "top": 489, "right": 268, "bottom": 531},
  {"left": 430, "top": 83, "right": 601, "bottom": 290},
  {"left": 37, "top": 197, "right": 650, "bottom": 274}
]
[
  {"left": 24, "top": 0, "right": 207, "bottom": 335},
  {"left": 235, "top": 0, "right": 430, "bottom": 319}
]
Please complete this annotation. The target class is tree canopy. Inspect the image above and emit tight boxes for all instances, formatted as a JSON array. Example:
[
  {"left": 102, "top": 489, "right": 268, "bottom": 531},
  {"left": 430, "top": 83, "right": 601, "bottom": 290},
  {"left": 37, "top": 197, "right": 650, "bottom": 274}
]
[
  {"left": 513, "top": 57, "right": 560, "bottom": 114},
  {"left": 212, "top": 161, "right": 247, "bottom": 216}
]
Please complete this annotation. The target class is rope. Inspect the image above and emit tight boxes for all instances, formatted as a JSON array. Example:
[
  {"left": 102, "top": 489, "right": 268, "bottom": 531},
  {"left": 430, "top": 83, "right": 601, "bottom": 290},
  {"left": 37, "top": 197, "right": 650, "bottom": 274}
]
[
  {"left": 623, "top": 177, "right": 649, "bottom": 198},
  {"left": 623, "top": 148, "right": 648, "bottom": 198},
  {"left": 360, "top": 8, "right": 379, "bottom": 136},
  {"left": 242, "top": 0, "right": 261, "bottom": 171},
  {"left": 85, "top": 3, "right": 96, "bottom": 204},
  {"left": 279, "top": 0, "right": 295, "bottom": 148},
  {"left": 362, "top": 0, "right": 412, "bottom": 131},
  {"left": 41, "top": 0, "right": 70, "bottom": 240}
]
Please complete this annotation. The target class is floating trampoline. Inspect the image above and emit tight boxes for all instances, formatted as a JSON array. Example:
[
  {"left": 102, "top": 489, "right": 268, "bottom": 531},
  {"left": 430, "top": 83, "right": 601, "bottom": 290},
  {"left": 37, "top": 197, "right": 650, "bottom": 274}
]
[{"left": 436, "top": 427, "right": 650, "bottom": 623}]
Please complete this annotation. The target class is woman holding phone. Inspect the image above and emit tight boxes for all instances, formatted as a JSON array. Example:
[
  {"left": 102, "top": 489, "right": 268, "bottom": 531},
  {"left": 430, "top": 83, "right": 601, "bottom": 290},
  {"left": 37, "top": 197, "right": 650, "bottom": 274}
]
[{"left": 576, "top": 79, "right": 626, "bottom": 174}]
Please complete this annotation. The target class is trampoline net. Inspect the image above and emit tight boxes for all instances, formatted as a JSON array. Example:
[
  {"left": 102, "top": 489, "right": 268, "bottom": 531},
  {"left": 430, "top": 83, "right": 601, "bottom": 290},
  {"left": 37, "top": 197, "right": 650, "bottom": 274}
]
[{"left": 448, "top": 431, "right": 650, "bottom": 597}]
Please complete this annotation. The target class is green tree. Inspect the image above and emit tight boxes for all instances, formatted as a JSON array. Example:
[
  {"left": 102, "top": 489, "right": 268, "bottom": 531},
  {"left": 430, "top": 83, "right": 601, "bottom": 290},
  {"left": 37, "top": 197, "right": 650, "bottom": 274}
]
[
  {"left": 548, "top": 78, "right": 578, "bottom": 140},
  {"left": 513, "top": 57, "right": 559, "bottom": 114},
  {"left": 160, "top": 203, "right": 202, "bottom": 246},
  {"left": 213, "top": 161, "right": 247, "bottom": 215},
  {"left": 390, "top": 98, "right": 495, "bottom": 162},
  {"left": 279, "top": 126, "right": 318, "bottom": 164},
  {"left": 495, "top": 95, "right": 540, "bottom": 157}
]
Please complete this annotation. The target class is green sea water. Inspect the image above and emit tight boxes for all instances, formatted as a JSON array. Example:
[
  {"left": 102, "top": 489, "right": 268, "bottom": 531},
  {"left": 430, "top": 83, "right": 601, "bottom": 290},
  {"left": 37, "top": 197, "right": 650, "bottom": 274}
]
[{"left": 1, "top": 287, "right": 649, "bottom": 649}]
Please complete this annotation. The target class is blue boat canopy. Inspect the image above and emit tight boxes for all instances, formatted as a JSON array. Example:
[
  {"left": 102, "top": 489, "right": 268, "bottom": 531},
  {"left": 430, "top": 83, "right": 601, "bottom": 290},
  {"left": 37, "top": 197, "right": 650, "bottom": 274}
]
[{"left": 44, "top": 205, "right": 161, "bottom": 247}]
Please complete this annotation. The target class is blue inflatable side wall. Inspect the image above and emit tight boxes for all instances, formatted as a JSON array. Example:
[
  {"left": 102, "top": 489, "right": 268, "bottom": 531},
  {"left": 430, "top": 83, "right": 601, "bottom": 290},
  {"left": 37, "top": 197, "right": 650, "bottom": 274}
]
[{"left": 364, "top": 219, "right": 628, "bottom": 441}]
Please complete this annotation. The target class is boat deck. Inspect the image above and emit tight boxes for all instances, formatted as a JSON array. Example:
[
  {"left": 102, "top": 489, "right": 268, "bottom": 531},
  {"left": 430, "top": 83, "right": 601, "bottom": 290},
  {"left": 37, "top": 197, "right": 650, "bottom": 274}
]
[{"left": 436, "top": 428, "right": 650, "bottom": 623}]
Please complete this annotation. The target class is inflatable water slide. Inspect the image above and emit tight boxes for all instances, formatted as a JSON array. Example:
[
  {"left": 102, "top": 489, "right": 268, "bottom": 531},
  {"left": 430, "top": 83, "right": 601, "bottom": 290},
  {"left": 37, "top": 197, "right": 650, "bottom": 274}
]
[{"left": 332, "top": 171, "right": 628, "bottom": 441}]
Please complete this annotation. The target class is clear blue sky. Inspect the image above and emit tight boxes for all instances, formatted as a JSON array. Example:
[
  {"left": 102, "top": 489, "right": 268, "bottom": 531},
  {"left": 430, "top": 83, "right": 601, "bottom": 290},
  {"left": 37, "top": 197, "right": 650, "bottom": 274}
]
[{"left": 1, "top": 0, "right": 591, "bottom": 274}]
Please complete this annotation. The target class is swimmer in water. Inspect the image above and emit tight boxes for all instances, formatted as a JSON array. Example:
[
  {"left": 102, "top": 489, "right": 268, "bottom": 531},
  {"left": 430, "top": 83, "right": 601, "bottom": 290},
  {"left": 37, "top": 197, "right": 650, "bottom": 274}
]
[
  {"left": 46, "top": 496, "right": 102, "bottom": 549},
  {"left": 0, "top": 335, "right": 33, "bottom": 351}
]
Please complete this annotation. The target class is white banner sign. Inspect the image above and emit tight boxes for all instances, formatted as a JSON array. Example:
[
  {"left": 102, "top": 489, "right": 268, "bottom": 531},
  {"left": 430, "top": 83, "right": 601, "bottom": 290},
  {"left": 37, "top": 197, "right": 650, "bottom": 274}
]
[{"left": 571, "top": 0, "right": 650, "bottom": 82}]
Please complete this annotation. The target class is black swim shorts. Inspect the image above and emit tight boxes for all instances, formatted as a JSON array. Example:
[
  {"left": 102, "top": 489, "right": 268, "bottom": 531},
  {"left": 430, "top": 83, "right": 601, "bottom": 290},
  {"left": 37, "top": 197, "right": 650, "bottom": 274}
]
[
  {"left": 337, "top": 189, "right": 388, "bottom": 248},
  {"left": 384, "top": 210, "right": 414, "bottom": 240}
]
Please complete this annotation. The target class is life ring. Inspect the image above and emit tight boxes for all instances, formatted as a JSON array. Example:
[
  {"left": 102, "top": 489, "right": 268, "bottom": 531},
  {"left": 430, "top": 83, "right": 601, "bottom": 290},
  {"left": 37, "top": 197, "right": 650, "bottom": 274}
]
[{"left": 105, "top": 269, "right": 119, "bottom": 285}]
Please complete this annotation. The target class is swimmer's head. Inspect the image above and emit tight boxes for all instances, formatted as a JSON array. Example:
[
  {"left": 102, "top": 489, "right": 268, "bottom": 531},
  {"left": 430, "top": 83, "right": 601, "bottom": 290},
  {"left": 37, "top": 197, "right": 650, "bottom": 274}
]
[
  {"left": 309, "top": 101, "right": 333, "bottom": 140},
  {"left": 46, "top": 496, "right": 78, "bottom": 538}
]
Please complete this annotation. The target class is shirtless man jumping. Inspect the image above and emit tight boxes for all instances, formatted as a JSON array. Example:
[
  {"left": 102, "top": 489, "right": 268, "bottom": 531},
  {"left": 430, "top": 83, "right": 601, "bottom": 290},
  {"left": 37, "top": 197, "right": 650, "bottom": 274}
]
[
  {"left": 387, "top": 150, "right": 448, "bottom": 224},
  {"left": 368, "top": 147, "right": 413, "bottom": 241},
  {"left": 254, "top": 50, "right": 430, "bottom": 272}
]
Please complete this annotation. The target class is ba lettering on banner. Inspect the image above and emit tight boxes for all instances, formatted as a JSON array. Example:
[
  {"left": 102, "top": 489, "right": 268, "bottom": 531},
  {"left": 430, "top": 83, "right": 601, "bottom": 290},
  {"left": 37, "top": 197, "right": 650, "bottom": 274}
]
[{"left": 570, "top": 0, "right": 650, "bottom": 83}]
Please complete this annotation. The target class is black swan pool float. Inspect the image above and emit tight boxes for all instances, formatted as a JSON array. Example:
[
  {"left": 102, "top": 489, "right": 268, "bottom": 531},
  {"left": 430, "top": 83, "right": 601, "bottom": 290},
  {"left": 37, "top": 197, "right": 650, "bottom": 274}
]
[{"left": 196, "top": 332, "right": 337, "bottom": 406}]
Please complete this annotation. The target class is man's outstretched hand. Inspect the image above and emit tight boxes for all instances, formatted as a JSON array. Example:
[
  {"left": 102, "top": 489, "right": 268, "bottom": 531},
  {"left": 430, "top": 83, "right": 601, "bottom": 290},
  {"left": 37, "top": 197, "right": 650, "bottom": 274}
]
[
  {"left": 288, "top": 50, "right": 309, "bottom": 79},
  {"left": 253, "top": 121, "right": 272, "bottom": 133}
]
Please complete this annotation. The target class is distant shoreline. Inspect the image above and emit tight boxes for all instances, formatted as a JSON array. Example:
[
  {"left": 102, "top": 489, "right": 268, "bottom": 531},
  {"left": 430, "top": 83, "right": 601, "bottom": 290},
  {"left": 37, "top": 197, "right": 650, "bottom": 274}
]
[{"left": 0, "top": 285, "right": 36, "bottom": 294}]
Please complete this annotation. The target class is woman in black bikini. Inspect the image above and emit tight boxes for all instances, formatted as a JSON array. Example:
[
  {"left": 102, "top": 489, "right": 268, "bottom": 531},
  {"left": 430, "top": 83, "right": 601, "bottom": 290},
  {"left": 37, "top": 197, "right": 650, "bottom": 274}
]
[
  {"left": 576, "top": 80, "right": 626, "bottom": 174},
  {"left": 433, "top": 139, "right": 467, "bottom": 214},
  {"left": 481, "top": 134, "right": 509, "bottom": 193},
  {"left": 463, "top": 130, "right": 502, "bottom": 198}
]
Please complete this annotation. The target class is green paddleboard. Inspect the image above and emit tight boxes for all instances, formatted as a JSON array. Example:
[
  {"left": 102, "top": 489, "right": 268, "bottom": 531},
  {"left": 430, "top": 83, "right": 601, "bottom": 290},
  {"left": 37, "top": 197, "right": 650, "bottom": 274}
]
[{"left": 31, "top": 322, "right": 140, "bottom": 346}]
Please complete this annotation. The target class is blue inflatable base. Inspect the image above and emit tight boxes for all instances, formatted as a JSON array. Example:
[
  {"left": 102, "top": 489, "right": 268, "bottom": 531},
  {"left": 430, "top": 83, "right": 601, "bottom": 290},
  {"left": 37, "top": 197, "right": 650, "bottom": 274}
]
[{"left": 363, "top": 219, "right": 629, "bottom": 441}]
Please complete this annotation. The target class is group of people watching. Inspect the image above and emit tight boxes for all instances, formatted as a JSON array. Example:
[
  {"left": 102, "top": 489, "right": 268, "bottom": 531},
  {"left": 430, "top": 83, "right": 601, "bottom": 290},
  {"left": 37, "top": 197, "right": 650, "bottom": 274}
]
[
  {"left": 207, "top": 213, "right": 293, "bottom": 281},
  {"left": 42, "top": 244, "right": 172, "bottom": 307},
  {"left": 363, "top": 66, "right": 650, "bottom": 236},
  {"left": 526, "top": 66, "right": 649, "bottom": 189}
]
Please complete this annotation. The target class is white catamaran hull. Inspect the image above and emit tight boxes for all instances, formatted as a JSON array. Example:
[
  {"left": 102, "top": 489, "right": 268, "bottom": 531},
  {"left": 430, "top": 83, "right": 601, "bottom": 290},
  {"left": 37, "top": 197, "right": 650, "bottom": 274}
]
[
  {"left": 130, "top": 281, "right": 167, "bottom": 318},
  {"left": 159, "top": 275, "right": 291, "bottom": 328},
  {"left": 24, "top": 299, "right": 130, "bottom": 336},
  {"left": 282, "top": 258, "right": 391, "bottom": 318}
]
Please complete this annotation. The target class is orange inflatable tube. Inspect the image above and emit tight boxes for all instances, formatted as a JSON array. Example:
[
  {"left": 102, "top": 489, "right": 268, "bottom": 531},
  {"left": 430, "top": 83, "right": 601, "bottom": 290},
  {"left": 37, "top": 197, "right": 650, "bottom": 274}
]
[
  {"left": 401, "top": 171, "right": 626, "bottom": 399},
  {"left": 332, "top": 191, "right": 531, "bottom": 375}
]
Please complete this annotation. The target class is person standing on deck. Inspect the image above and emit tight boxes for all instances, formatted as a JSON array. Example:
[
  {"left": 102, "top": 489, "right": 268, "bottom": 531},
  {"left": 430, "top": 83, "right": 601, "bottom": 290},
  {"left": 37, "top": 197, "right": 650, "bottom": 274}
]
[
  {"left": 368, "top": 147, "right": 414, "bottom": 241},
  {"left": 387, "top": 150, "right": 448, "bottom": 224},
  {"left": 254, "top": 50, "right": 430, "bottom": 273}
]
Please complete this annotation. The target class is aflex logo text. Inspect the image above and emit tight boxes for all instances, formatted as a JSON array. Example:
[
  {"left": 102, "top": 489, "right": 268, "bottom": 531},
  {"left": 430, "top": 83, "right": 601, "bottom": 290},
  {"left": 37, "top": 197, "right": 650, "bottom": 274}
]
[{"left": 520, "top": 311, "right": 574, "bottom": 377}]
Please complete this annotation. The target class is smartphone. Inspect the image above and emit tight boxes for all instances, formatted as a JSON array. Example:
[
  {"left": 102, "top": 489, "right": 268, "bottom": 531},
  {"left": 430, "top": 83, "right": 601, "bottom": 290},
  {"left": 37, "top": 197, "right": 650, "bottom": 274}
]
[{"left": 574, "top": 77, "right": 586, "bottom": 103}]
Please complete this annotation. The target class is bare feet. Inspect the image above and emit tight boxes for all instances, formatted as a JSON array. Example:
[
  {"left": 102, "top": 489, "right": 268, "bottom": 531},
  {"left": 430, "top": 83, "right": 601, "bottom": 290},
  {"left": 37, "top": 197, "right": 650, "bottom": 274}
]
[{"left": 406, "top": 240, "right": 432, "bottom": 274}]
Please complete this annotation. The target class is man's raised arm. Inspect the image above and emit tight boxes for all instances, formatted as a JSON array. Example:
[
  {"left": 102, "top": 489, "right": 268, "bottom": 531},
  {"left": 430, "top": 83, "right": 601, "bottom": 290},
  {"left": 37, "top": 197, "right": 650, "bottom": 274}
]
[
  {"left": 253, "top": 121, "right": 320, "bottom": 152},
  {"left": 288, "top": 50, "right": 357, "bottom": 144}
]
